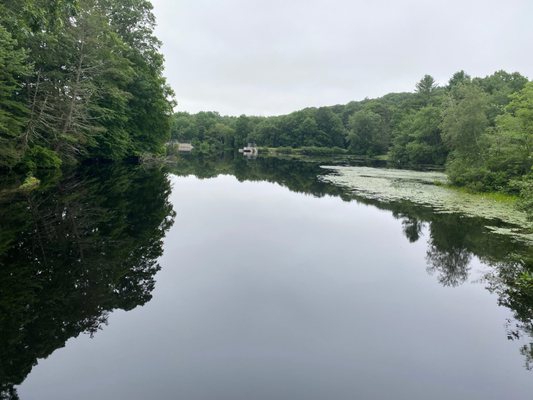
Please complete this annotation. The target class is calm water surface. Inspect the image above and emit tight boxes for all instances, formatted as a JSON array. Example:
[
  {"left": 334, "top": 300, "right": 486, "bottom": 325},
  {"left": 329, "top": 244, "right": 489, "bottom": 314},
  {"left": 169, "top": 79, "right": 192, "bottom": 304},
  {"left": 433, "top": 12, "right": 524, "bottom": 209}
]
[{"left": 1, "top": 157, "right": 532, "bottom": 399}]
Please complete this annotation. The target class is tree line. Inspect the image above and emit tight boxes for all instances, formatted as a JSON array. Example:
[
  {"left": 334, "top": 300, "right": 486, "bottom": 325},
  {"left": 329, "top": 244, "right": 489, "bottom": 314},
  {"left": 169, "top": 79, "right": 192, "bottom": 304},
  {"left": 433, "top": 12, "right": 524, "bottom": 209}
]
[
  {"left": 0, "top": 0, "right": 174, "bottom": 173},
  {"left": 170, "top": 70, "right": 532, "bottom": 212}
]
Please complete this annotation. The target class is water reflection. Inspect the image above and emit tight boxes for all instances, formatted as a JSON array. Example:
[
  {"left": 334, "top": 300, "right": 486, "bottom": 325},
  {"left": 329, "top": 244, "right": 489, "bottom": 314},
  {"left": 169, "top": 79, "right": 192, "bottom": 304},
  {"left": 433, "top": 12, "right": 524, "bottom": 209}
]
[
  {"left": 0, "top": 165, "right": 175, "bottom": 399},
  {"left": 170, "top": 154, "right": 533, "bottom": 370},
  {"left": 1, "top": 155, "right": 532, "bottom": 399}
]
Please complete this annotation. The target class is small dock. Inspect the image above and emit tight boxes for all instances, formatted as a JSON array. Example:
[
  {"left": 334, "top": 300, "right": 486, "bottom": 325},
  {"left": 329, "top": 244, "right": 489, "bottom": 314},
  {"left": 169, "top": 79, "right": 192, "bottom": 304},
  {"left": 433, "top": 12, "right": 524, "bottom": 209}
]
[{"left": 238, "top": 143, "right": 258, "bottom": 155}]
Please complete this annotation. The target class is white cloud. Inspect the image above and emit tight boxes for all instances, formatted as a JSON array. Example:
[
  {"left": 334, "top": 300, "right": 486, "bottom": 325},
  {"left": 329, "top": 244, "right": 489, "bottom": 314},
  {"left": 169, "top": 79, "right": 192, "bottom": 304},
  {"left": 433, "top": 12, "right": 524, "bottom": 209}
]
[{"left": 152, "top": 0, "right": 533, "bottom": 115}]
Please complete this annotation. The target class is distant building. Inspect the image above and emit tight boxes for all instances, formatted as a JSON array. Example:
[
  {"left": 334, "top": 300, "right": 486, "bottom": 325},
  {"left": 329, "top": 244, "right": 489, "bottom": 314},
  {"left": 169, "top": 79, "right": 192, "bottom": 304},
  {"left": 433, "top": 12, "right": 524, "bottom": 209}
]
[
  {"left": 238, "top": 143, "right": 258, "bottom": 155},
  {"left": 177, "top": 143, "right": 194, "bottom": 152}
]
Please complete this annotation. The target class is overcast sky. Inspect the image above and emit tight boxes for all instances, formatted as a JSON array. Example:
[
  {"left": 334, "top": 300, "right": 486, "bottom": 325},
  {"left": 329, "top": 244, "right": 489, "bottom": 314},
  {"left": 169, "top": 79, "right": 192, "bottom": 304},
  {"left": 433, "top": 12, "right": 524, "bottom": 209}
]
[{"left": 151, "top": 0, "right": 533, "bottom": 116}]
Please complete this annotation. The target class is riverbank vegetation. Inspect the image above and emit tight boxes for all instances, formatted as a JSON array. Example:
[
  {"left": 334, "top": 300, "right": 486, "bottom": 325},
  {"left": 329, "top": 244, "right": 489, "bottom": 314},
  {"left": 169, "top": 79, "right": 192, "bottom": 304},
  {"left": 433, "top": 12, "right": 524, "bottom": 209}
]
[
  {"left": 170, "top": 70, "right": 532, "bottom": 217},
  {"left": 0, "top": 0, "right": 174, "bottom": 174}
]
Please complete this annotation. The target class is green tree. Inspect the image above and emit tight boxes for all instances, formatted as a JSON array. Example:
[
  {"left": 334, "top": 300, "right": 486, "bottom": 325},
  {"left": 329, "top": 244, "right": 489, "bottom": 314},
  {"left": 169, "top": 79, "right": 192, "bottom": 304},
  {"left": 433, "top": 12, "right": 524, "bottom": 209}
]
[
  {"left": 348, "top": 109, "right": 388, "bottom": 155},
  {"left": 315, "top": 107, "right": 346, "bottom": 147},
  {"left": 416, "top": 74, "right": 438, "bottom": 106},
  {"left": 0, "top": 0, "right": 174, "bottom": 169},
  {"left": 390, "top": 106, "right": 447, "bottom": 165},
  {"left": 252, "top": 120, "right": 282, "bottom": 146},
  {"left": 447, "top": 70, "right": 471, "bottom": 90},
  {"left": 441, "top": 84, "right": 490, "bottom": 187},
  {"left": 482, "top": 82, "right": 533, "bottom": 191},
  {"left": 299, "top": 116, "right": 320, "bottom": 147},
  {"left": 474, "top": 70, "right": 528, "bottom": 122},
  {"left": 442, "top": 84, "right": 489, "bottom": 155},
  {"left": 206, "top": 122, "right": 236, "bottom": 150},
  {"left": 0, "top": 27, "right": 30, "bottom": 168},
  {"left": 101, "top": 0, "right": 175, "bottom": 155},
  {"left": 234, "top": 115, "right": 251, "bottom": 147}
]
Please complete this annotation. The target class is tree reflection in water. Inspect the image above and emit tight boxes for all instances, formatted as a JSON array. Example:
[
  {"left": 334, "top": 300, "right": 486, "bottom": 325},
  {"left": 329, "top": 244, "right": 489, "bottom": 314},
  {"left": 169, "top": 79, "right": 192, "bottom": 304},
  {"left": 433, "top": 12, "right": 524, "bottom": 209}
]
[
  {"left": 0, "top": 165, "right": 175, "bottom": 399},
  {"left": 170, "top": 154, "right": 533, "bottom": 371},
  {"left": 0, "top": 155, "right": 531, "bottom": 399}
]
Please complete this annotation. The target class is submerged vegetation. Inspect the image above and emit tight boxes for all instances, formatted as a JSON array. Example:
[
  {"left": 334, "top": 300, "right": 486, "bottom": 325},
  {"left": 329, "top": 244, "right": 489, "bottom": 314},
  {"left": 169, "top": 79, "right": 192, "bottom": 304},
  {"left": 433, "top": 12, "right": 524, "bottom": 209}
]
[
  {"left": 0, "top": 0, "right": 174, "bottom": 174},
  {"left": 170, "top": 70, "right": 532, "bottom": 216}
]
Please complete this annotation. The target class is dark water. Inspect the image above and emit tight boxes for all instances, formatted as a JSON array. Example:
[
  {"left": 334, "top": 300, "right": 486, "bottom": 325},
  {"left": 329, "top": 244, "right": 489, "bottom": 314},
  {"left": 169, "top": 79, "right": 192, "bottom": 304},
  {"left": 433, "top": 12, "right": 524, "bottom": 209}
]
[{"left": 1, "top": 156, "right": 532, "bottom": 400}]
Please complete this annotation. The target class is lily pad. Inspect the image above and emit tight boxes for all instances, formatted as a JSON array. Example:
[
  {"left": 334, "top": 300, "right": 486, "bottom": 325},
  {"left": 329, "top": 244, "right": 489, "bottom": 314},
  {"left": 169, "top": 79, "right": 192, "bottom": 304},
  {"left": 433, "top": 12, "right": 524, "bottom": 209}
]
[{"left": 320, "top": 166, "right": 533, "bottom": 243}]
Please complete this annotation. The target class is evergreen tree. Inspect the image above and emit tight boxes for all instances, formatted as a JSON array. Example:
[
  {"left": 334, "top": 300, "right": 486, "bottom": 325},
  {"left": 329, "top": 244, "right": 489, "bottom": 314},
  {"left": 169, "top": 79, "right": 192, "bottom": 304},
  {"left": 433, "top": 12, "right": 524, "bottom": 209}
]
[{"left": 0, "top": 26, "right": 30, "bottom": 168}]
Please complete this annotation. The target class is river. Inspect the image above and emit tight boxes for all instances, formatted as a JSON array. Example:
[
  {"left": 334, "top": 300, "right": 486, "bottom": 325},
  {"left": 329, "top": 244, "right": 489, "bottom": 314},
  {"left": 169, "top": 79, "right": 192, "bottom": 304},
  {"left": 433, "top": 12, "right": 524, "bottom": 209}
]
[{"left": 1, "top": 156, "right": 532, "bottom": 399}]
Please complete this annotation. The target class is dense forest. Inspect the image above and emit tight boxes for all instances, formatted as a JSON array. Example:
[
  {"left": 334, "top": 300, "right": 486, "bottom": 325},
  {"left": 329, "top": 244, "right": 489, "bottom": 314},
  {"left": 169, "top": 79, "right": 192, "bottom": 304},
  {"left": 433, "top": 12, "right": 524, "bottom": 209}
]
[
  {"left": 0, "top": 1, "right": 530, "bottom": 213},
  {"left": 0, "top": 0, "right": 174, "bottom": 173},
  {"left": 170, "top": 70, "right": 532, "bottom": 215}
]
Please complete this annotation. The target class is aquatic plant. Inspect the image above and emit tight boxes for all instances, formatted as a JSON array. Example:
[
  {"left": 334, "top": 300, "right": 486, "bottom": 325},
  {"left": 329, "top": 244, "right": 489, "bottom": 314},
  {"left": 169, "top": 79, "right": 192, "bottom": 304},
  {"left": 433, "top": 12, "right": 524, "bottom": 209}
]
[{"left": 320, "top": 166, "right": 532, "bottom": 243}]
